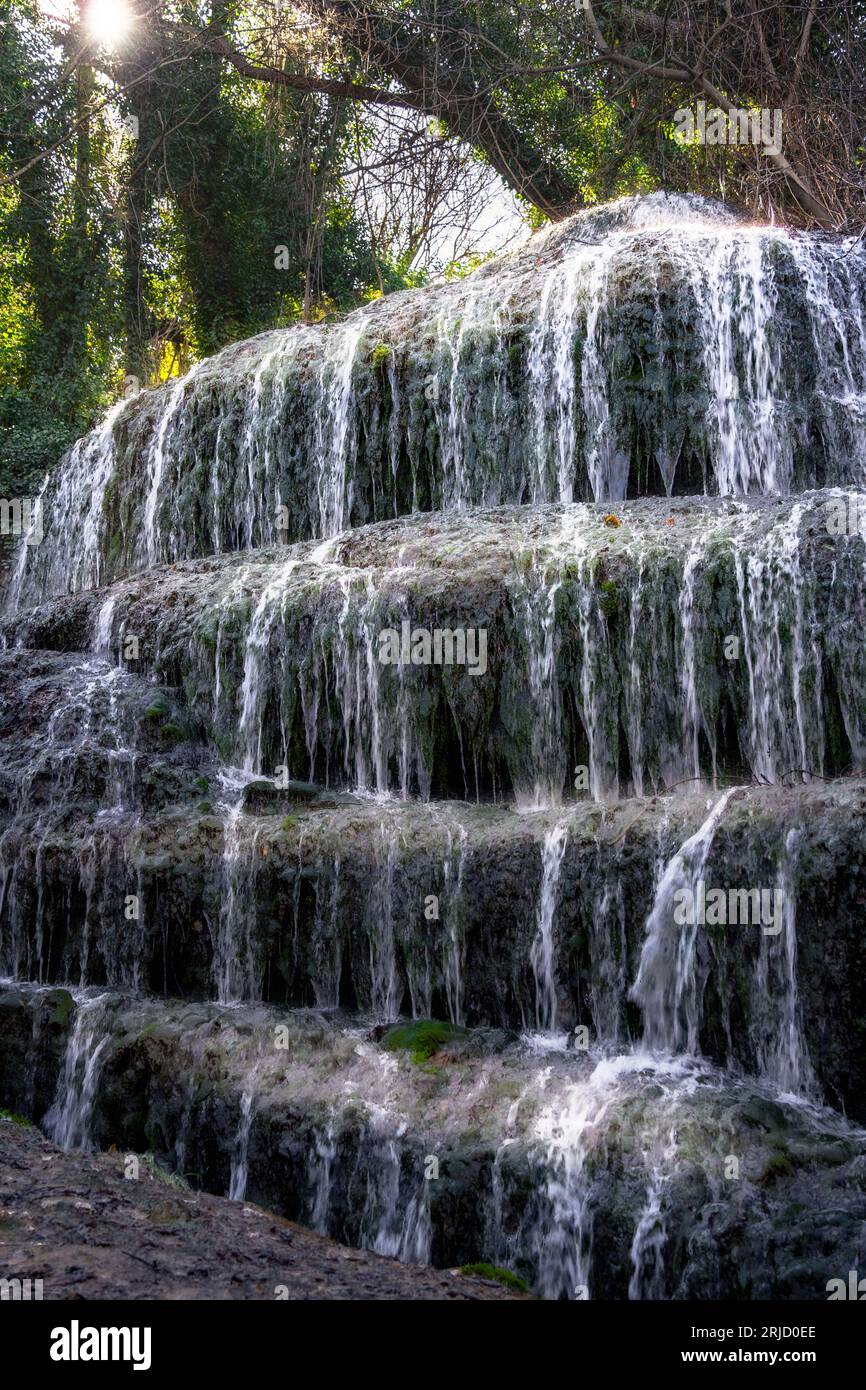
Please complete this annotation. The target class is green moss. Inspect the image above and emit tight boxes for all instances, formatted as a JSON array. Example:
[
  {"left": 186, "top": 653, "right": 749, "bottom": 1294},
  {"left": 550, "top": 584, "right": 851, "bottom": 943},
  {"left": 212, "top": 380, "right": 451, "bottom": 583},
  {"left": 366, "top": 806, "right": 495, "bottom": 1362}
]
[
  {"left": 145, "top": 698, "right": 170, "bottom": 722},
  {"left": 0, "top": 1108, "right": 30, "bottom": 1126},
  {"left": 159, "top": 721, "right": 185, "bottom": 743},
  {"left": 760, "top": 1150, "right": 795, "bottom": 1184},
  {"left": 381, "top": 1018, "right": 468, "bottom": 1063},
  {"left": 281, "top": 815, "right": 299, "bottom": 832},
  {"left": 45, "top": 988, "right": 74, "bottom": 1027},
  {"left": 598, "top": 579, "right": 619, "bottom": 620},
  {"left": 458, "top": 1263, "right": 529, "bottom": 1293},
  {"left": 370, "top": 342, "right": 392, "bottom": 369}
]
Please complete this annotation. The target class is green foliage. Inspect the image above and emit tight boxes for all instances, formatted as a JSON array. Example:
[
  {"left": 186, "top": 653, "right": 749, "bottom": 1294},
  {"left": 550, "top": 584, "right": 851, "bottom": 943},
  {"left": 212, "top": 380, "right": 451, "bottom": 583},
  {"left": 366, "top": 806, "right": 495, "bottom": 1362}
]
[
  {"left": 370, "top": 342, "right": 392, "bottom": 367},
  {"left": 140, "top": 1152, "right": 192, "bottom": 1191},
  {"left": 0, "top": 3, "right": 412, "bottom": 492},
  {"left": 458, "top": 1262, "right": 530, "bottom": 1293}
]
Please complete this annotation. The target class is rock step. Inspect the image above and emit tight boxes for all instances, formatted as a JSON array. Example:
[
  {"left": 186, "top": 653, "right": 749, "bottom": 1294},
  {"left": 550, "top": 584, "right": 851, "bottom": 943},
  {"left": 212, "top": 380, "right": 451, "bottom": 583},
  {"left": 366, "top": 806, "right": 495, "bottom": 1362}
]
[
  {"left": 7, "top": 494, "right": 866, "bottom": 802},
  {"left": 11, "top": 193, "right": 866, "bottom": 610},
  {"left": 3, "top": 776, "right": 866, "bottom": 1118},
  {"left": 2, "top": 984, "right": 865, "bottom": 1300}
]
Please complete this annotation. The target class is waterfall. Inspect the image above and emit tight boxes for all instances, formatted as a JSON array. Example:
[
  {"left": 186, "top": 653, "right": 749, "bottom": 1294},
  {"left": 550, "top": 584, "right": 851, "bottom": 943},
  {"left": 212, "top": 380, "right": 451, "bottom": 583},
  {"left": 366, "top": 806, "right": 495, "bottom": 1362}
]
[
  {"left": 628, "top": 1167, "right": 669, "bottom": 1301},
  {"left": 582, "top": 244, "right": 629, "bottom": 501},
  {"left": 310, "top": 857, "right": 343, "bottom": 1010},
  {"left": 528, "top": 256, "right": 582, "bottom": 502},
  {"left": 679, "top": 537, "right": 715, "bottom": 787},
  {"left": 368, "top": 821, "right": 401, "bottom": 1020},
  {"left": 631, "top": 789, "right": 744, "bottom": 1053},
  {"left": 314, "top": 317, "right": 370, "bottom": 535},
  {"left": 792, "top": 236, "right": 866, "bottom": 467},
  {"left": 576, "top": 564, "right": 617, "bottom": 801},
  {"left": 530, "top": 821, "right": 568, "bottom": 1031},
  {"left": 4, "top": 191, "right": 866, "bottom": 1302},
  {"left": 514, "top": 565, "right": 564, "bottom": 808},
  {"left": 628, "top": 1123, "right": 678, "bottom": 1300},
  {"left": 751, "top": 828, "right": 816, "bottom": 1098},
  {"left": 237, "top": 556, "right": 301, "bottom": 773},
  {"left": 7, "top": 399, "right": 127, "bottom": 612},
  {"left": 734, "top": 501, "right": 817, "bottom": 783},
  {"left": 91, "top": 595, "right": 118, "bottom": 657},
  {"left": 140, "top": 362, "right": 207, "bottom": 568},
  {"left": 691, "top": 233, "right": 790, "bottom": 496},
  {"left": 4, "top": 473, "right": 48, "bottom": 618},
  {"left": 342, "top": 1106, "right": 432, "bottom": 1264},
  {"left": 228, "top": 1076, "right": 258, "bottom": 1202},
  {"left": 214, "top": 771, "right": 260, "bottom": 1005},
  {"left": 527, "top": 1060, "right": 620, "bottom": 1300},
  {"left": 442, "top": 816, "right": 468, "bottom": 1026},
  {"left": 44, "top": 993, "right": 113, "bottom": 1151},
  {"left": 310, "top": 1120, "right": 338, "bottom": 1232},
  {"left": 587, "top": 877, "right": 628, "bottom": 1045}
]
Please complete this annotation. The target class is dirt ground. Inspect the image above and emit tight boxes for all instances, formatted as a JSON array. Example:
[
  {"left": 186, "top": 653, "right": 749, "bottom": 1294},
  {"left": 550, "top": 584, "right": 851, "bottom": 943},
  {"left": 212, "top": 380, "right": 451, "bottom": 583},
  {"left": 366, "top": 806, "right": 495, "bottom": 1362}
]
[{"left": 0, "top": 1119, "right": 524, "bottom": 1301}]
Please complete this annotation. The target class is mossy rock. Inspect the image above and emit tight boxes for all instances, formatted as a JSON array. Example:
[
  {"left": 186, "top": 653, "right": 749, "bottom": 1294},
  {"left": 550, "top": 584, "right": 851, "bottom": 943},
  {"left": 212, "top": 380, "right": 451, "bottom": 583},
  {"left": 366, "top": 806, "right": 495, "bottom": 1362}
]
[
  {"left": 760, "top": 1150, "right": 796, "bottom": 1184},
  {"left": 381, "top": 1018, "right": 468, "bottom": 1063},
  {"left": 45, "top": 988, "right": 74, "bottom": 1028},
  {"left": 598, "top": 579, "right": 620, "bottom": 620}
]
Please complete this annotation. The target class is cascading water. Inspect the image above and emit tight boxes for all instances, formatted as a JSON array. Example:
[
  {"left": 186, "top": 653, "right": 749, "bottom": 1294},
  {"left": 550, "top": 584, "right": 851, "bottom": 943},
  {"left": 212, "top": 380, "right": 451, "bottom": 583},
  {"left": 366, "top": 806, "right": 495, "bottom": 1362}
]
[
  {"left": 514, "top": 565, "right": 565, "bottom": 808},
  {"left": 751, "top": 827, "right": 816, "bottom": 1098},
  {"left": 530, "top": 821, "right": 568, "bottom": 1031},
  {"left": 441, "top": 815, "right": 468, "bottom": 1026},
  {"left": 140, "top": 364, "right": 205, "bottom": 568},
  {"left": 44, "top": 992, "right": 114, "bottom": 1152},
  {"left": 631, "top": 788, "right": 744, "bottom": 1053},
  {"left": 228, "top": 1071, "right": 260, "bottom": 1202}
]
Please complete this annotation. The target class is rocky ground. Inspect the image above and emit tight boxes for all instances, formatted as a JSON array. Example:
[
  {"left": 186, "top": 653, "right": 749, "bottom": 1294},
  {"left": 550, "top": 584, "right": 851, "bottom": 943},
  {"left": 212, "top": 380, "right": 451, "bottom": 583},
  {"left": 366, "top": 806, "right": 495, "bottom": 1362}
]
[{"left": 0, "top": 1117, "right": 522, "bottom": 1300}]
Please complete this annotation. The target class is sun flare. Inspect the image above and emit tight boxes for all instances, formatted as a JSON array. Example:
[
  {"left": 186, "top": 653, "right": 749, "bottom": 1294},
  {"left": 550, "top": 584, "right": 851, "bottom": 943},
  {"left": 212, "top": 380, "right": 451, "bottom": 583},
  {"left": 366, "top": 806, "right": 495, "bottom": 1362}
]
[{"left": 84, "top": 0, "right": 135, "bottom": 49}]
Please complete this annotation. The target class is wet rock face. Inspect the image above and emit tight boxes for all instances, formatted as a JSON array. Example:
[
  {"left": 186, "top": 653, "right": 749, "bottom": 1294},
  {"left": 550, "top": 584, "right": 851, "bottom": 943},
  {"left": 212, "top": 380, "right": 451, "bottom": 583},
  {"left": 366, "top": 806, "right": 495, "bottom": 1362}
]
[
  {"left": 3, "top": 784, "right": 866, "bottom": 1117},
  {"left": 7, "top": 496, "right": 866, "bottom": 802},
  {"left": 2, "top": 985, "right": 865, "bottom": 1301},
  {"left": 8, "top": 193, "right": 866, "bottom": 611}
]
